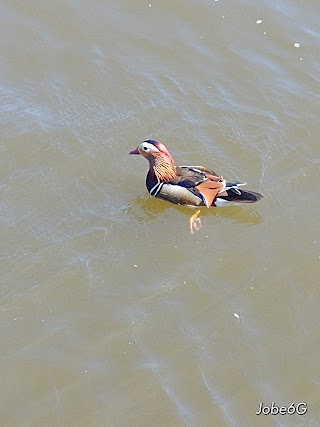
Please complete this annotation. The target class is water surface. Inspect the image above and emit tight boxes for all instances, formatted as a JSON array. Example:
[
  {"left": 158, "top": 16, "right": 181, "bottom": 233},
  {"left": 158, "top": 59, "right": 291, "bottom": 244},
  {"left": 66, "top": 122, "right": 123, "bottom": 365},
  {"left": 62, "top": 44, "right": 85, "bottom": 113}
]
[{"left": 1, "top": 0, "right": 320, "bottom": 426}]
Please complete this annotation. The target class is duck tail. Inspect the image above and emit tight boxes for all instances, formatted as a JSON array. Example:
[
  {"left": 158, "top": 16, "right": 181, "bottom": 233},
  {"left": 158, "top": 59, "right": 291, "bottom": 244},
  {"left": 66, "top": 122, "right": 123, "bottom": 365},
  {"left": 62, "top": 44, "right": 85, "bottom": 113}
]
[{"left": 215, "top": 187, "right": 263, "bottom": 205}]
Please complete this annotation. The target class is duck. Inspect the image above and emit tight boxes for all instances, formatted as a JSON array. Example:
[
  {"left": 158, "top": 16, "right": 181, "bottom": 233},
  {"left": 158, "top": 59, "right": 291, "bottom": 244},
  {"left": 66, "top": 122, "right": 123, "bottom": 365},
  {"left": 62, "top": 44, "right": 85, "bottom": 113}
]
[{"left": 129, "top": 139, "right": 263, "bottom": 233}]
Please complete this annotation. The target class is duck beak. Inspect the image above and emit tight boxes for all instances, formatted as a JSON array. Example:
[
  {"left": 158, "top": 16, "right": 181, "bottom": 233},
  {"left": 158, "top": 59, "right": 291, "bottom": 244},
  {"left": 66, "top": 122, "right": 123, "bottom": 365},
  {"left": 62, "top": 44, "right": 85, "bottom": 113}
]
[{"left": 129, "top": 148, "right": 140, "bottom": 155}]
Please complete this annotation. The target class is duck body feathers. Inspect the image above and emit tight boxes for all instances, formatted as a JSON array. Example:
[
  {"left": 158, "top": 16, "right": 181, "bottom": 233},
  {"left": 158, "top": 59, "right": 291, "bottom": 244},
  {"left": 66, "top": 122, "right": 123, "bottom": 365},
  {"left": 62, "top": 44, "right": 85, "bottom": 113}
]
[
  {"left": 130, "top": 140, "right": 263, "bottom": 208},
  {"left": 147, "top": 165, "right": 262, "bottom": 207}
]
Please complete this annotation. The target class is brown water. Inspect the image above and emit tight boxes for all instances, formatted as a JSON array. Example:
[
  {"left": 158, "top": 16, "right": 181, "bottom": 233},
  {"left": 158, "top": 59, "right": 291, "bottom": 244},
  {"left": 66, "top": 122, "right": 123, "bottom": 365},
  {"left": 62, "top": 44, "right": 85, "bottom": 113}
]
[{"left": 1, "top": 0, "right": 320, "bottom": 426}]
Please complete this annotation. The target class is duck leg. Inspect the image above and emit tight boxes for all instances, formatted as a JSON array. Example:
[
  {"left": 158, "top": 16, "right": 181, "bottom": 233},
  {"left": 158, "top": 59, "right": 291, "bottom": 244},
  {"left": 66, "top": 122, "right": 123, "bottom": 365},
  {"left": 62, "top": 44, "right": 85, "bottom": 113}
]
[{"left": 189, "top": 209, "right": 201, "bottom": 234}]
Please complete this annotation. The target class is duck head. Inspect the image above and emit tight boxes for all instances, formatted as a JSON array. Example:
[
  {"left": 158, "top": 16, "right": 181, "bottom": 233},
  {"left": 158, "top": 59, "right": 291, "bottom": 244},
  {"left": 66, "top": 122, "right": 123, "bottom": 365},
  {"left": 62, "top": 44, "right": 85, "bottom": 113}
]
[
  {"left": 129, "top": 140, "right": 172, "bottom": 159},
  {"left": 129, "top": 140, "right": 176, "bottom": 181}
]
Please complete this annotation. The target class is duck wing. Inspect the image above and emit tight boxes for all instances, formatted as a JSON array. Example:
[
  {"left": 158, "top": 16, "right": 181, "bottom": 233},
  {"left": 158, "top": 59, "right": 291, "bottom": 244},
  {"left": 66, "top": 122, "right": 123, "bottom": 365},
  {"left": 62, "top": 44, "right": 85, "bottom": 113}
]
[
  {"left": 165, "top": 166, "right": 225, "bottom": 207},
  {"left": 181, "top": 165, "right": 220, "bottom": 177},
  {"left": 171, "top": 166, "right": 208, "bottom": 187}
]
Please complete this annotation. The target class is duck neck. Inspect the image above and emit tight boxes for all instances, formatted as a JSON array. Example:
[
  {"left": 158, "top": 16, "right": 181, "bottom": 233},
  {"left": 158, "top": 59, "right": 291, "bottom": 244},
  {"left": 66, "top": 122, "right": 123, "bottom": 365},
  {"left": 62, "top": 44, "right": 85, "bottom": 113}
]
[{"left": 151, "top": 154, "right": 176, "bottom": 182}]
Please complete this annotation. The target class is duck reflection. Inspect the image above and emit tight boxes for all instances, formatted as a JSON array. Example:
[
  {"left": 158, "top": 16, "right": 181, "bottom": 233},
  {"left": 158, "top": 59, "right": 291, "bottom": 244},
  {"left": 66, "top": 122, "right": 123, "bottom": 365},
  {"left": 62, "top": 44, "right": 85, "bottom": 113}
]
[{"left": 127, "top": 195, "right": 262, "bottom": 227}]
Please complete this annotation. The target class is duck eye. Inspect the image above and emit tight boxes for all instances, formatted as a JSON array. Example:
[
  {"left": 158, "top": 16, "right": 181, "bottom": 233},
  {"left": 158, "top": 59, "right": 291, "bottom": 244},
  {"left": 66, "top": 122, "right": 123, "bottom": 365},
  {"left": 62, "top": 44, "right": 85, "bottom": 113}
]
[{"left": 143, "top": 146, "right": 148, "bottom": 151}]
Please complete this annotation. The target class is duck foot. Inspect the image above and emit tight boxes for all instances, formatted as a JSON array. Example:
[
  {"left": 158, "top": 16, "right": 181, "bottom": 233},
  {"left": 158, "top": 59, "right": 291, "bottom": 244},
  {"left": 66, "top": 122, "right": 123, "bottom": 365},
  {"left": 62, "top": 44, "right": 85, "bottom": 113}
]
[{"left": 189, "top": 209, "right": 201, "bottom": 234}]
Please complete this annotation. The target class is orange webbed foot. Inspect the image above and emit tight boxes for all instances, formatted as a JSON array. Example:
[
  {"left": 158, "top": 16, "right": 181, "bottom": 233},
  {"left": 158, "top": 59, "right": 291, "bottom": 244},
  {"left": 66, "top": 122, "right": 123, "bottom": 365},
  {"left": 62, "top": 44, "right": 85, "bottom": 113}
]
[{"left": 189, "top": 209, "right": 201, "bottom": 234}]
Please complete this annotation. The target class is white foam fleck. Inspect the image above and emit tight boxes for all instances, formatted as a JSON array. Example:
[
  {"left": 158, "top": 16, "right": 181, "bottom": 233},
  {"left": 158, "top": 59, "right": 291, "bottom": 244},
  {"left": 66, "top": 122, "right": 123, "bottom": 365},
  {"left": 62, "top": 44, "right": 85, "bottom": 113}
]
[{"left": 256, "top": 20, "right": 262, "bottom": 24}]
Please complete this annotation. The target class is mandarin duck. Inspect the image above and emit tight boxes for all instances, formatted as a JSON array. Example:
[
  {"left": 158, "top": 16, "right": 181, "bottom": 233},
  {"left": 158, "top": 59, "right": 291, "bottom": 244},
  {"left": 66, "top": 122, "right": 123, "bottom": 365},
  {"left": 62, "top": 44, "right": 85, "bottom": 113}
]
[{"left": 130, "top": 140, "right": 263, "bottom": 233}]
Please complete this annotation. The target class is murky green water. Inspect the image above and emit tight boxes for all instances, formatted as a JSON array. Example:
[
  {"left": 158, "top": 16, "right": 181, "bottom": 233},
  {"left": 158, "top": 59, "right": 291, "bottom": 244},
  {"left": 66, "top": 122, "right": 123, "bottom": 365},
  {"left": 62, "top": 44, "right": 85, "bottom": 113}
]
[{"left": 1, "top": 0, "right": 320, "bottom": 425}]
